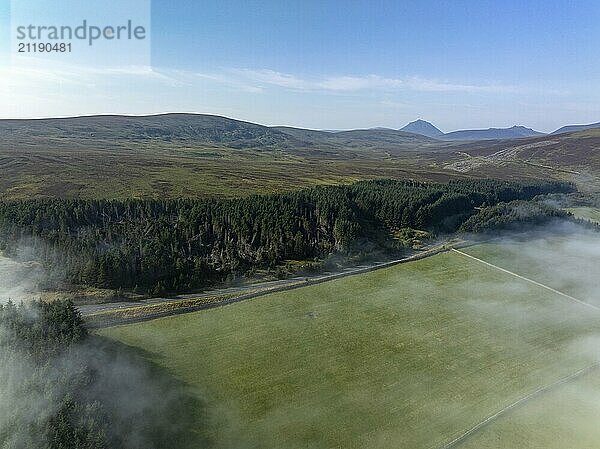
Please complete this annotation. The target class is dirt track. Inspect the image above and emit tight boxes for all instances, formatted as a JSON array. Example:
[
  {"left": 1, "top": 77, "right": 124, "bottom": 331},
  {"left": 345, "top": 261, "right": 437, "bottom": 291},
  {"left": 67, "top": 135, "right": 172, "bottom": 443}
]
[{"left": 82, "top": 240, "right": 466, "bottom": 327}]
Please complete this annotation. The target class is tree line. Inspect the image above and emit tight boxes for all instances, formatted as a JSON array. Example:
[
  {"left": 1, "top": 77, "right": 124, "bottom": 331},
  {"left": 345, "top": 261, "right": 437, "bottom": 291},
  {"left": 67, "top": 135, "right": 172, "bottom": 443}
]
[
  {"left": 459, "top": 199, "right": 600, "bottom": 233},
  {"left": 0, "top": 179, "right": 574, "bottom": 295},
  {"left": 459, "top": 200, "right": 569, "bottom": 232}
]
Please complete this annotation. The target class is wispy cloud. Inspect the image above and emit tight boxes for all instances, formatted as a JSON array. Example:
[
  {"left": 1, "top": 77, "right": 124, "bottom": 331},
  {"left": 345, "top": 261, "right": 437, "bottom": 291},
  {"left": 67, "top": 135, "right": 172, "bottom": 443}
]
[
  {"left": 1, "top": 58, "right": 522, "bottom": 96},
  {"left": 403, "top": 76, "right": 521, "bottom": 93},
  {"left": 1, "top": 58, "right": 175, "bottom": 89},
  {"left": 1, "top": 59, "right": 569, "bottom": 127},
  {"left": 317, "top": 75, "right": 403, "bottom": 91},
  {"left": 234, "top": 69, "right": 521, "bottom": 94},
  {"left": 235, "top": 69, "right": 308, "bottom": 90},
  {"left": 188, "top": 71, "right": 264, "bottom": 93}
]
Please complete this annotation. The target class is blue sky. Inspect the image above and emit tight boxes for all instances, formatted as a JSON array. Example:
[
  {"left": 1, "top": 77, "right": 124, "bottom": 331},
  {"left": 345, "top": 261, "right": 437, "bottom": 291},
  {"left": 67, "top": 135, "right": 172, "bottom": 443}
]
[{"left": 2, "top": 0, "right": 600, "bottom": 131}]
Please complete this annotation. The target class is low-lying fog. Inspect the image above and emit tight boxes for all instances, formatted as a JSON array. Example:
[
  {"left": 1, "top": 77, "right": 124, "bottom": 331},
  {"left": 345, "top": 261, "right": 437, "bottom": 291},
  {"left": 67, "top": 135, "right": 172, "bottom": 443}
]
[
  {"left": 0, "top": 253, "right": 43, "bottom": 302},
  {"left": 467, "top": 221, "right": 600, "bottom": 306},
  {"left": 2, "top": 218, "right": 600, "bottom": 448},
  {"left": 0, "top": 252, "right": 202, "bottom": 449}
]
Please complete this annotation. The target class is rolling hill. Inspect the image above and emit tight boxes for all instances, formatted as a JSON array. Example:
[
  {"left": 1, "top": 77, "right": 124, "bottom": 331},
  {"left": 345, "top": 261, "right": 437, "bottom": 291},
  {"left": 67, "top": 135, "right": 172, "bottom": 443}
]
[
  {"left": 397, "top": 120, "right": 547, "bottom": 141},
  {"left": 551, "top": 122, "right": 600, "bottom": 135},
  {"left": 0, "top": 114, "right": 452, "bottom": 200},
  {"left": 272, "top": 125, "right": 436, "bottom": 148},
  {"left": 0, "top": 114, "right": 439, "bottom": 153},
  {"left": 441, "top": 125, "right": 545, "bottom": 141},
  {"left": 0, "top": 114, "right": 303, "bottom": 149},
  {"left": 440, "top": 128, "right": 600, "bottom": 190},
  {"left": 1, "top": 114, "right": 599, "bottom": 200}
]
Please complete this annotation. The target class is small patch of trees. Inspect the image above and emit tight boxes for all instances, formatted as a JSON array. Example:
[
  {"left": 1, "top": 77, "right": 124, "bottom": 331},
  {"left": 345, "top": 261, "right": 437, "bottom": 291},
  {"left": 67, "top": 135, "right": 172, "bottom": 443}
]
[
  {"left": 1, "top": 299, "right": 201, "bottom": 449},
  {"left": 0, "top": 300, "right": 109, "bottom": 449}
]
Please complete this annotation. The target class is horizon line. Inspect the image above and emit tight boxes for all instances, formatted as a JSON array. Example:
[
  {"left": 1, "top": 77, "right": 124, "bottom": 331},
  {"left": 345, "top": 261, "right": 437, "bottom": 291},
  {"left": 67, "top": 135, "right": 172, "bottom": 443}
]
[{"left": 0, "top": 111, "right": 598, "bottom": 135}]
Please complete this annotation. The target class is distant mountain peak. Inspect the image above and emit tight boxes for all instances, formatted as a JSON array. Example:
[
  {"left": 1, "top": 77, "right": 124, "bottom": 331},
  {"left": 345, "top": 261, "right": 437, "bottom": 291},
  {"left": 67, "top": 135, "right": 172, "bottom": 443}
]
[
  {"left": 399, "top": 120, "right": 444, "bottom": 138},
  {"left": 510, "top": 125, "right": 535, "bottom": 130}
]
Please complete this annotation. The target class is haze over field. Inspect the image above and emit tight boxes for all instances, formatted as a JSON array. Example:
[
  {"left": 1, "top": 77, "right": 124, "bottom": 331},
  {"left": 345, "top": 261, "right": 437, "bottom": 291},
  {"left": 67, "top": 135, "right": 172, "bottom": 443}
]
[
  {"left": 0, "top": 244, "right": 202, "bottom": 448},
  {"left": 99, "top": 222, "right": 600, "bottom": 449},
  {"left": 3, "top": 1, "right": 600, "bottom": 447}
]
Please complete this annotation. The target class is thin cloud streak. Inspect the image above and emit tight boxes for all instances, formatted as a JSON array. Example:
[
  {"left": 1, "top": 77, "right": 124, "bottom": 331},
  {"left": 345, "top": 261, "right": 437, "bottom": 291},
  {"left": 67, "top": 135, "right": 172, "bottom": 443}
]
[
  {"left": 236, "top": 69, "right": 523, "bottom": 94},
  {"left": 0, "top": 59, "right": 586, "bottom": 130},
  {"left": 0, "top": 59, "right": 532, "bottom": 95}
]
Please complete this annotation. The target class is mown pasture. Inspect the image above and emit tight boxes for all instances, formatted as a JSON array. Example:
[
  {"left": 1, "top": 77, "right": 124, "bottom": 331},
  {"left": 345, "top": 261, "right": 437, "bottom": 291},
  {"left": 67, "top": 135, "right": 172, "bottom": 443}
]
[{"left": 99, "top": 229, "right": 600, "bottom": 449}]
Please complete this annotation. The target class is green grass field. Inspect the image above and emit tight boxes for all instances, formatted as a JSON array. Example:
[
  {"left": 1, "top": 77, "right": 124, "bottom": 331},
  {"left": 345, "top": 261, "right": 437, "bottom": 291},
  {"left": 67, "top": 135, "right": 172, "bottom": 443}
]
[
  {"left": 460, "top": 373, "right": 600, "bottom": 449},
  {"left": 98, "top": 232, "right": 600, "bottom": 448}
]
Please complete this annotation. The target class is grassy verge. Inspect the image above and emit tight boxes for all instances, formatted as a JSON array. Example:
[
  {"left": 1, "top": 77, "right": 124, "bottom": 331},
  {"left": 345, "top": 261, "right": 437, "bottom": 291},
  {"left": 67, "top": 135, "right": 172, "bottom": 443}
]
[
  {"left": 87, "top": 242, "right": 459, "bottom": 328},
  {"left": 85, "top": 294, "right": 239, "bottom": 328}
]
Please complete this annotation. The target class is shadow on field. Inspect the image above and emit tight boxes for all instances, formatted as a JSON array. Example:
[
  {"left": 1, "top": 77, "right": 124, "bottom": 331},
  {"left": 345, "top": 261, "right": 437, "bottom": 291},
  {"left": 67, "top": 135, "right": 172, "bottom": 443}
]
[{"left": 88, "top": 335, "right": 213, "bottom": 449}]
